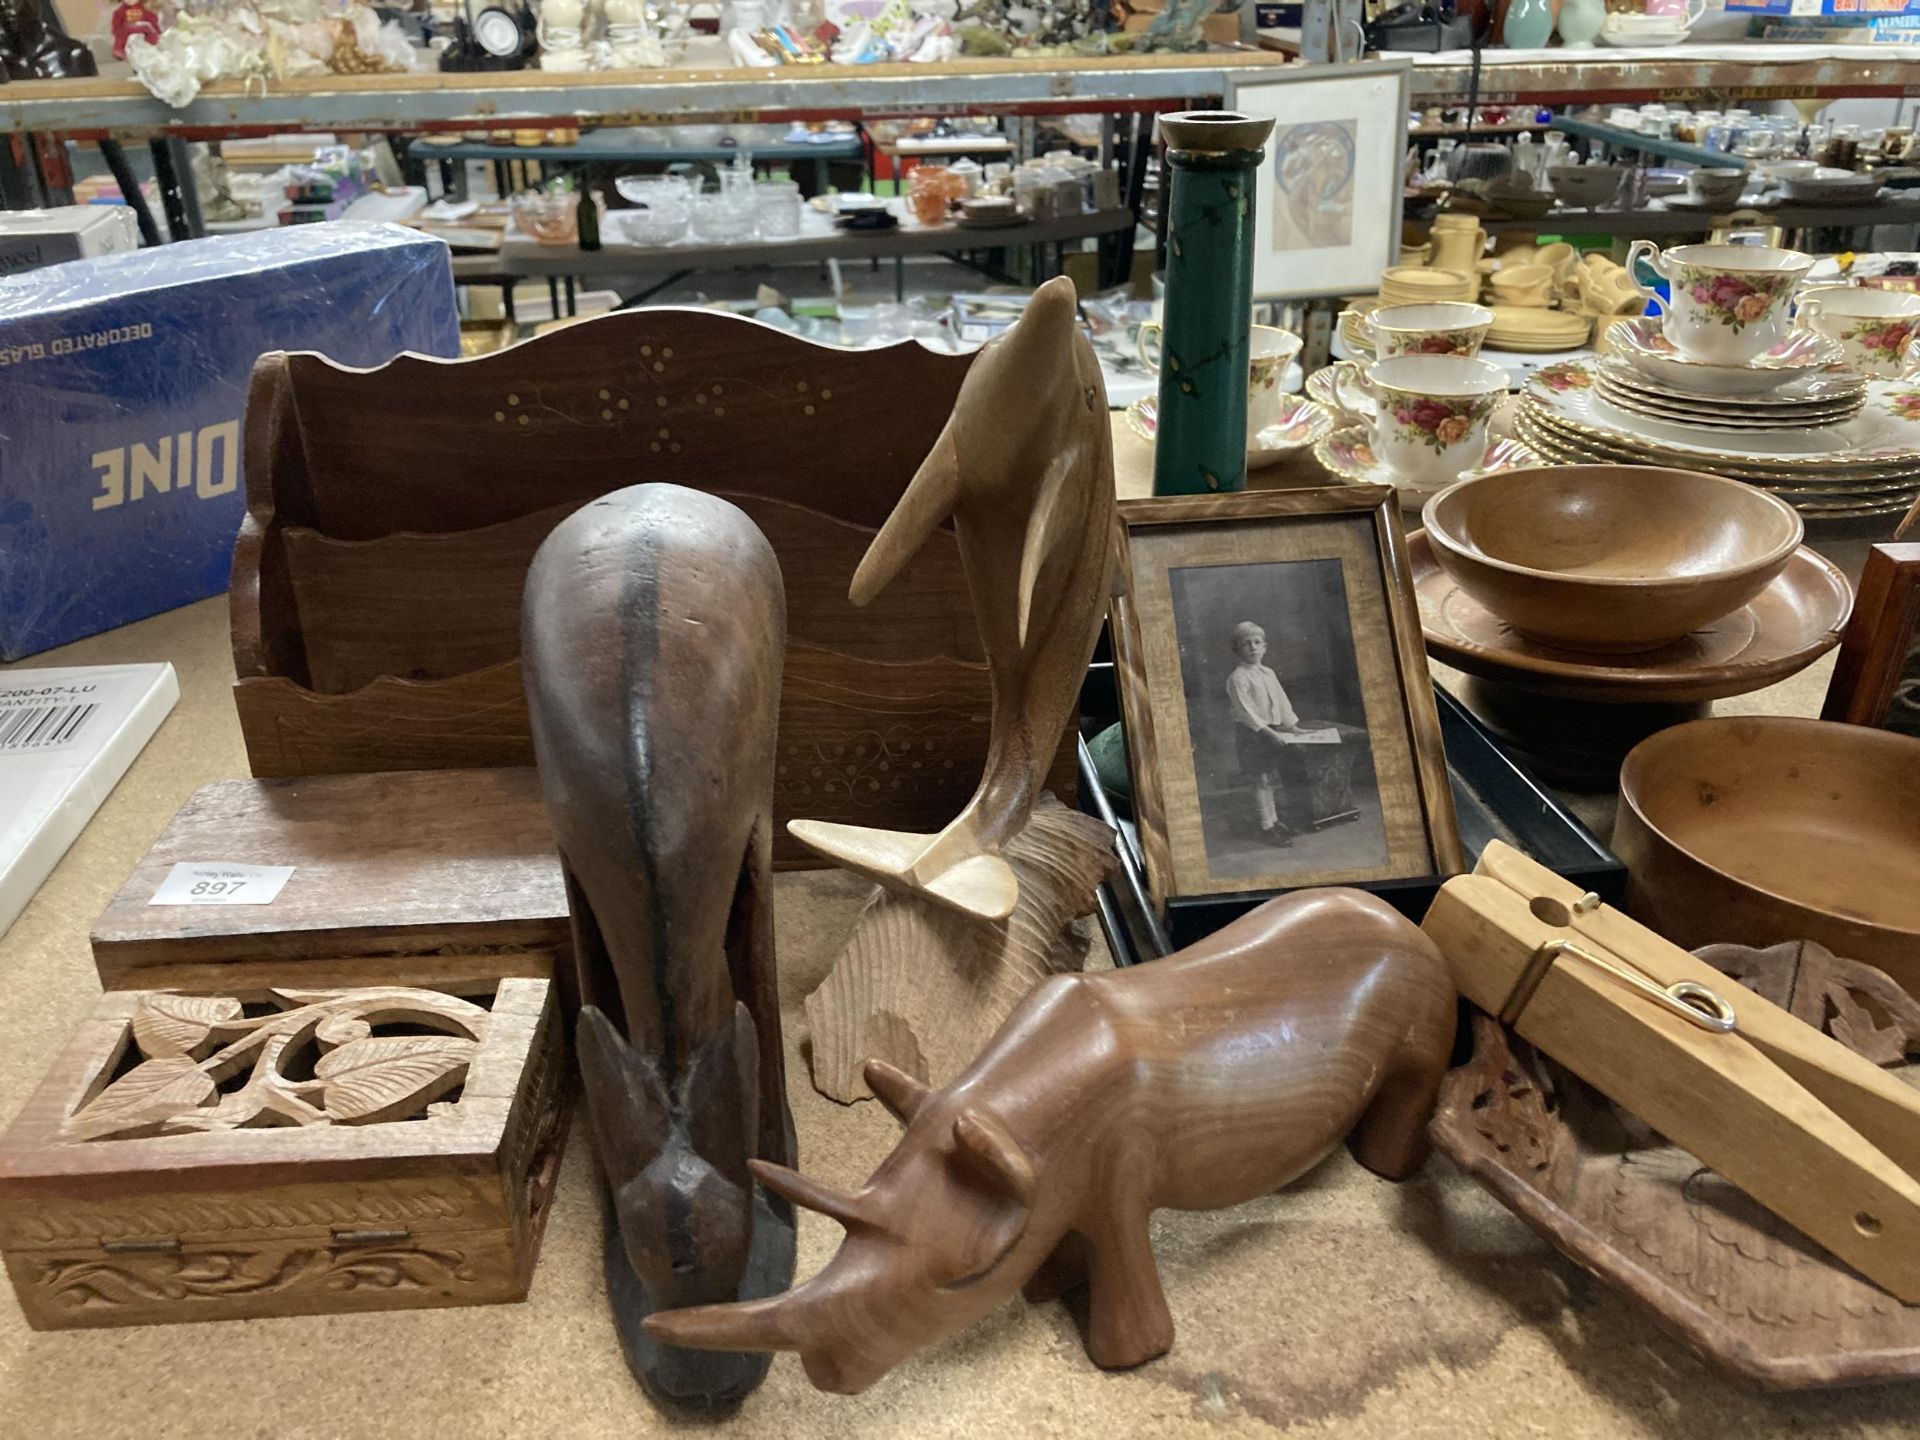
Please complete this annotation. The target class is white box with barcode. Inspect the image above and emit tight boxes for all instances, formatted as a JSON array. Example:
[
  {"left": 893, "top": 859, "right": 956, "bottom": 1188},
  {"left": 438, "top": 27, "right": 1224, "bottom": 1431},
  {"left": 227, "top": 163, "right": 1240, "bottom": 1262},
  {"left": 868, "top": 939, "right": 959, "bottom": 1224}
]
[{"left": 0, "top": 662, "right": 178, "bottom": 939}]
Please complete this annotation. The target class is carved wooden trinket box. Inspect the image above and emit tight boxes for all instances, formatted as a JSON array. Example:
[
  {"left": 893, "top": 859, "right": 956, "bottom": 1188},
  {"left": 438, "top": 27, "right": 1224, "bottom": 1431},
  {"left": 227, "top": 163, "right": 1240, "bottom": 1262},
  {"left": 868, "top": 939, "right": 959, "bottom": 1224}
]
[{"left": 0, "top": 977, "right": 565, "bottom": 1329}]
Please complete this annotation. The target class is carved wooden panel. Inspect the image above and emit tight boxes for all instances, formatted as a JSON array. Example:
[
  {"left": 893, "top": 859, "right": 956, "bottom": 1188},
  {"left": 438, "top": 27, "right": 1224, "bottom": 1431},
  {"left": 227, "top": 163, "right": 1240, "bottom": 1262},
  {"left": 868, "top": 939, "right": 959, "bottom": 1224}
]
[
  {"left": 1431, "top": 944, "right": 1920, "bottom": 1388},
  {"left": 0, "top": 977, "right": 566, "bottom": 1329}
]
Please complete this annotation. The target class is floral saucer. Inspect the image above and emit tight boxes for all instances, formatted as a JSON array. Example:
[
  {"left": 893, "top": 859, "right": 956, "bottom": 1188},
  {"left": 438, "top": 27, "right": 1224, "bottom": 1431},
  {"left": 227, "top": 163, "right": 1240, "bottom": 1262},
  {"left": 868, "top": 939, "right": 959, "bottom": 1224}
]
[
  {"left": 1313, "top": 426, "right": 1543, "bottom": 491},
  {"left": 1614, "top": 317, "right": 1845, "bottom": 397},
  {"left": 1306, "top": 364, "right": 1377, "bottom": 420},
  {"left": 1125, "top": 394, "right": 1336, "bottom": 470}
]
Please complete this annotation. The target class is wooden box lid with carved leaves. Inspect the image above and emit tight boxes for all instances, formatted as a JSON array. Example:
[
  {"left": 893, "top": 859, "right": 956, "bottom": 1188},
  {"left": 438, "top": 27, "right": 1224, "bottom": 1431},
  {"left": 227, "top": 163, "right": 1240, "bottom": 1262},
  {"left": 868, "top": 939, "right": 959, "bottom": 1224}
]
[{"left": 0, "top": 977, "right": 566, "bottom": 1330}]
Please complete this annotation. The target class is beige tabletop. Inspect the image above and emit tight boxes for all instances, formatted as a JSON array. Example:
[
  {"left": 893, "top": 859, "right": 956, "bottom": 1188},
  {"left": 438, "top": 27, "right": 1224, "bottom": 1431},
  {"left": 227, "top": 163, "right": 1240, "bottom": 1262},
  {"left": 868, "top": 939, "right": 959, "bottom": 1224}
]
[{"left": 0, "top": 580, "right": 1886, "bottom": 1439}]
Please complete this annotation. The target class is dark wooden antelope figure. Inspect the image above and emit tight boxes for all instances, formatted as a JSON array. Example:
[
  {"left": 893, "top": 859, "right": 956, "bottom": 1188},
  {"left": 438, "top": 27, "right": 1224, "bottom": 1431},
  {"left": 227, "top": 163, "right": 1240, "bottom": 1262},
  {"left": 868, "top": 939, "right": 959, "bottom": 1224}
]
[{"left": 522, "top": 484, "right": 796, "bottom": 1411}]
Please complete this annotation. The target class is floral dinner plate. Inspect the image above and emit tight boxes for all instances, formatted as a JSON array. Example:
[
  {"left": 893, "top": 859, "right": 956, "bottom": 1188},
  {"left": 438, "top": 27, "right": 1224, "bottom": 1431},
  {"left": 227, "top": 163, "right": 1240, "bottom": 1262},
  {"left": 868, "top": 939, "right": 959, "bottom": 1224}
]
[{"left": 1522, "top": 369, "right": 1920, "bottom": 470}]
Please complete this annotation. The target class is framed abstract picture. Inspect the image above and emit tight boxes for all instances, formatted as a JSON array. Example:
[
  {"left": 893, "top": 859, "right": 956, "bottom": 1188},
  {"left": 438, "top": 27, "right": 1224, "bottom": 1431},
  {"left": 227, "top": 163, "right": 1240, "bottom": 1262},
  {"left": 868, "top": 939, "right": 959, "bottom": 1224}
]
[
  {"left": 1821, "top": 542, "right": 1920, "bottom": 739},
  {"left": 1110, "top": 485, "right": 1462, "bottom": 910},
  {"left": 1225, "top": 58, "right": 1413, "bottom": 301}
]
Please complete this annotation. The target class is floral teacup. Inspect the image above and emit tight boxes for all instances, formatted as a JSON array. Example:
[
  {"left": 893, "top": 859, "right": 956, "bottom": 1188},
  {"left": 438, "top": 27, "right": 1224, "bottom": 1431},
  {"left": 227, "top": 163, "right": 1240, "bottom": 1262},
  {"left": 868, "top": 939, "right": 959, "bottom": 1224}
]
[
  {"left": 1138, "top": 322, "right": 1304, "bottom": 432},
  {"left": 1794, "top": 285, "right": 1920, "bottom": 378},
  {"left": 1330, "top": 356, "right": 1506, "bottom": 487},
  {"left": 1356, "top": 302, "right": 1494, "bottom": 358},
  {"left": 1626, "top": 241, "right": 1813, "bottom": 365}
]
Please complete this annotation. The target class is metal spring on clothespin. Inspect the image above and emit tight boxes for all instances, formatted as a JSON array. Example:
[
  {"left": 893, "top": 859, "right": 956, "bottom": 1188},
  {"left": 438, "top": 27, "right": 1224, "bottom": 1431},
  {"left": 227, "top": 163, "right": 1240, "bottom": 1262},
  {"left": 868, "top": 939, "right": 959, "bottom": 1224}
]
[{"left": 1499, "top": 937, "right": 1739, "bottom": 1035}]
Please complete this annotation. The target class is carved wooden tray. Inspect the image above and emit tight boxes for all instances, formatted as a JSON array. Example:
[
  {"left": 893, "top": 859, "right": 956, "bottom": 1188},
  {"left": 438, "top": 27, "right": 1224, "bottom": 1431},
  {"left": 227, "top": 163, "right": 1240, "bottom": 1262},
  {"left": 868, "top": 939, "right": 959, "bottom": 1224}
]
[{"left": 1431, "top": 942, "right": 1920, "bottom": 1389}]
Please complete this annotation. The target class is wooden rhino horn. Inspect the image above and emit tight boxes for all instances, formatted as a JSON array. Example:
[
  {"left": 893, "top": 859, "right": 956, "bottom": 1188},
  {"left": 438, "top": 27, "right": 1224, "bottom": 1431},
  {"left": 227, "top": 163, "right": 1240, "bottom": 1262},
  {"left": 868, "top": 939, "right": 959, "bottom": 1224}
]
[
  {"left": 748, "top": 1157, "right": 875, "bottom": 1232},
  {"left": 643, "top": 1291, "right": 800, "bottom": 1354},
  {"left": 863, "top": 1057, "right": 930, "bottom": 1125},
  {"left": 952, "top": 1107, "right": 1035, "bottom": 1205}
]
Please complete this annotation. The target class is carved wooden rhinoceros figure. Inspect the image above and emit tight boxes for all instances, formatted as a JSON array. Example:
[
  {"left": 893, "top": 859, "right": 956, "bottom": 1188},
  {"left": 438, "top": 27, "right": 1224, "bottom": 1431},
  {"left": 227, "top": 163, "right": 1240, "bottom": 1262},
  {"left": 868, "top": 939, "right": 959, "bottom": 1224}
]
[{"left": 645, "top": 887, "right": 1457, "bottom": 1393}]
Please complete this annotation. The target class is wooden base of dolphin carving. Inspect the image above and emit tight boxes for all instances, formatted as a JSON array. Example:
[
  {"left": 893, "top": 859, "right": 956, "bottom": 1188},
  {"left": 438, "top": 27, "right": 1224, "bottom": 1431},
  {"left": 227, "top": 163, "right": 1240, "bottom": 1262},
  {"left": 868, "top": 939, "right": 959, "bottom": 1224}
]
[
  {"left": 802, "top": 795, "right": 1116, "bottom": 1103},
  {"left": 522, "top": 484, "right": 797, "bottom": 1412},
  {"left": 788, "top": 273, "right": 1119, "bottom": 923},
  {"left": 644, "top": 888, "right": 1457, "bottom": 1395}
]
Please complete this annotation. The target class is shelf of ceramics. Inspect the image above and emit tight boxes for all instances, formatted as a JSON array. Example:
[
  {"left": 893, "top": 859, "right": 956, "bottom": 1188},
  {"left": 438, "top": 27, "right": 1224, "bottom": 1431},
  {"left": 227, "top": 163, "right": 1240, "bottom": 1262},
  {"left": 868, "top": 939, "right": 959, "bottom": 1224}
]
[
  {"left": 1408, "top": 122, "right": 1553, "bottom": 137},
  {"left": 0, "top": 46, "right": 1297, "bottom": 140},
  {"left": 462, "top": 205, "right": 1137, "bottom": 278},
  {"left": 1408, "top": 43, "right": 1920, "bottom": 105},
  {"left": 1478, "top": 196, "right": 1920, "bottom": 236},
  {"left": 415, "top": 132, "right": 868, "bottom": 166},
  {"left": 1548, "top": 117, "right": 1743, "bottom": 171}
]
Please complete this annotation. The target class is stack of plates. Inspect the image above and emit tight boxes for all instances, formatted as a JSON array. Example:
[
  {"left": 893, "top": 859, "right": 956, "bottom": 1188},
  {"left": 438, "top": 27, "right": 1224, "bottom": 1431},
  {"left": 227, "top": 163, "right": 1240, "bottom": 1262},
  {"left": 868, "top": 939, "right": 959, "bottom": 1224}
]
[
  {"left": 1514, "top": 361, "right": 1920, "bottom": 518},
  {"left": 1484, "top": 305, "right": 1589, "bottom": 353},
  {"left": 1593, "top": 355, "right": 1867, "bottom": 431},
  {"left": 1379, "top": 266, "right": 1476, "bottom": 306}
]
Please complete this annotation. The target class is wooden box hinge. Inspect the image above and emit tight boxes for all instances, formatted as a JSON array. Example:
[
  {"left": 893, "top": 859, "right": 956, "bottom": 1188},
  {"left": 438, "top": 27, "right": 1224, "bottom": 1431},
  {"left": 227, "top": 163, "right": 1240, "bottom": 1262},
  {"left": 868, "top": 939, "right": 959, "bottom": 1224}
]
[{"left": 330, "top": 1227, "right": 414, "bottom": 1248}]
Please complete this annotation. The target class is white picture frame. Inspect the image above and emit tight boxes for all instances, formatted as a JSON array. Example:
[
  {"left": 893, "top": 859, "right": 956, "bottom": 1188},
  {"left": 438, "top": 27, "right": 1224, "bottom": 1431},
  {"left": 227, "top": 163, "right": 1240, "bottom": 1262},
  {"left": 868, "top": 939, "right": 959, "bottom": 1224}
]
[{"left": 1226, "top": 59, "right": 1413, "bottom": 302}]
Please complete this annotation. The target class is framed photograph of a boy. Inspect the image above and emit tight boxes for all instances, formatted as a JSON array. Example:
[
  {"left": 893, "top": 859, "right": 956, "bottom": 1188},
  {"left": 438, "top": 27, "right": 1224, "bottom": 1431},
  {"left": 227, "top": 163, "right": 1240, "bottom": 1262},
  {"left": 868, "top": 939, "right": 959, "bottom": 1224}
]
[{"left": 1111, "top": 486, "right": 1462, "bottom": 909}]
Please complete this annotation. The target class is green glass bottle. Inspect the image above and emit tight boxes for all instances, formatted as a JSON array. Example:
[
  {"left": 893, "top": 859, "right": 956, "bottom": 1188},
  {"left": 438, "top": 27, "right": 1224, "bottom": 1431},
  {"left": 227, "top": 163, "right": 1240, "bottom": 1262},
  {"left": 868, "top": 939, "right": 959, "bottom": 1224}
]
[{"left": 1151, "top": 111, "right": 1276, "bottom": 497}]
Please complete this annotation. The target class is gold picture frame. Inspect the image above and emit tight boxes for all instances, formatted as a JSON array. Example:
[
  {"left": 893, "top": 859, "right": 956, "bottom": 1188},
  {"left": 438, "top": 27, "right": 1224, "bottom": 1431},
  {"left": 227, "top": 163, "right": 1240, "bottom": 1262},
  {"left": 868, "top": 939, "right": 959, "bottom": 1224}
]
[{"left": 1111, "top": 485, "right": 1463, "bottom": 910}]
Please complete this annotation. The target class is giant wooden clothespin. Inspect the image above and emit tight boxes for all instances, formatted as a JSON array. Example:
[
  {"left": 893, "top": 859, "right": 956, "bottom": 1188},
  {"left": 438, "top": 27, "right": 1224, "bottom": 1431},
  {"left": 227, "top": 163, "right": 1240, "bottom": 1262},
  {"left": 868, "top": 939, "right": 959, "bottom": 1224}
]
[{"left": 1424, "top": 839, "right": 1920, "bottom": 1302}]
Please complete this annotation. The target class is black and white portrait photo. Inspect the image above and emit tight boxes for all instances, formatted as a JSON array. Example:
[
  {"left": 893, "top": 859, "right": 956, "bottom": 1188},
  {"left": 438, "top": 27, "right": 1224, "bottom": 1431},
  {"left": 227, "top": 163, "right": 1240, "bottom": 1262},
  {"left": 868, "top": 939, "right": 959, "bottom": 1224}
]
[
  {"left": 1166, "top": 558, "right": 1386, "bottom": 884},
  {"left": 1112, "top": 489, "right": 1459, "bottom": 907}
]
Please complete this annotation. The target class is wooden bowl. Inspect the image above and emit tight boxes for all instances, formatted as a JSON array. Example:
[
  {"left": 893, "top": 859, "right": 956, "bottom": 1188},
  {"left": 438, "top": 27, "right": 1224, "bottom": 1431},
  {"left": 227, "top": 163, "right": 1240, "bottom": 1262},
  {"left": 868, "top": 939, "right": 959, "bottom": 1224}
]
[
  {"left": 1616, "top": 718, "right": 1920, "bottom": 991},
  {"left": 1421, "top": 465, "right": 1804, "bottom": 653}
]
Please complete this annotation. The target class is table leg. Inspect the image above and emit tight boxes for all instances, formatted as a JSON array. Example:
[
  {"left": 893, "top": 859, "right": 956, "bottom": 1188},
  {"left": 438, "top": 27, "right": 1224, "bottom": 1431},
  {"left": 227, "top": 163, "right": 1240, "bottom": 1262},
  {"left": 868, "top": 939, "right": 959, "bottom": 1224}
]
[
  {"left": 99, "top": 140, "right": 163, "bottom": 246},
  {"left": 548, "top": 276, "right": 561, "bottom": 320},
  {"left": 565, "top": 275, "right": 577, "bottom": 317},
  {"left": 148, "top": 137, "right": 203, "bottom": 241},
  {"left": 31, "top": 133, "right": 74, "bottom": 208},
  {"left": 894, "top": 255, "right": 904, "bottom": 302},
  {"left": 0, "top": 133, "right": 38, "bottom": 209}
]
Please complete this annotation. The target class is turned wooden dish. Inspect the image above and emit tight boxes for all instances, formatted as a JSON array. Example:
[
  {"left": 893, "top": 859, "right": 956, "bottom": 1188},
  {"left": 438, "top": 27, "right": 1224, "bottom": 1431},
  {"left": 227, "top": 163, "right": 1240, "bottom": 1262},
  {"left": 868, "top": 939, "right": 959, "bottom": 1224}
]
[
  {"left": 1615, "top": 717, "right": 1920, "bottom": 992},
  {"left": 1421, "top": 466, "right": 1804, "bottom": 653}
]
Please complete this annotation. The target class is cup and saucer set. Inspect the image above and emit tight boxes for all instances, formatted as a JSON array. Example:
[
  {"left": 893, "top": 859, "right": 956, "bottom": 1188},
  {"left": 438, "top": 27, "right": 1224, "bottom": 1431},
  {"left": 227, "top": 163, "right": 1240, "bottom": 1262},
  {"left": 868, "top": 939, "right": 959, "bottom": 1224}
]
[
  {"left": 1305, "top": 301, "right": 1543, "bottom": 503},
  {"left": 1126, "top": 324, "right": 1336, "bottom": 469}
]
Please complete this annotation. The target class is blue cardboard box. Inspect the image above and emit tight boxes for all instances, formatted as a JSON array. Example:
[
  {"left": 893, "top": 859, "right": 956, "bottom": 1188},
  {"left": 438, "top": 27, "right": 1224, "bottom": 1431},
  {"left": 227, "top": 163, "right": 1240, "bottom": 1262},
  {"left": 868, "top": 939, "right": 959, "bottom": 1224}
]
[{"left": 0, "top": 223, "right": 459, "bottom": 660}]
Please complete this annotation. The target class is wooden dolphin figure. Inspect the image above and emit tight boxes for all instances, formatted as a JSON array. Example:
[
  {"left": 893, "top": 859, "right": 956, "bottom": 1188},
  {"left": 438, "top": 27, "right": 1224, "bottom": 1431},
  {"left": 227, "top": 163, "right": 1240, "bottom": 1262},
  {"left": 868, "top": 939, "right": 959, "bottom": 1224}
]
[
  {"left": 788, "top": 274, "right": 1118, "bottom": 922},
  {"left": 522, "top": 484, "right": 797, "bottom": 1412}
]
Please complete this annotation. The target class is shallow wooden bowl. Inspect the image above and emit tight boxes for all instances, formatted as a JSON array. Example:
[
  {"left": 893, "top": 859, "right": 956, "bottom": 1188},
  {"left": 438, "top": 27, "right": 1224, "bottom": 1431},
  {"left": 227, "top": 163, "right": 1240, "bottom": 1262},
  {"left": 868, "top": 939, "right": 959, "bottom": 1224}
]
[
  {"left": 1421, "top": 465, "right": 1804, "bottom": 652},
  {"left": 1616, "top": 718, "right": 1920, "bottom": 990}
]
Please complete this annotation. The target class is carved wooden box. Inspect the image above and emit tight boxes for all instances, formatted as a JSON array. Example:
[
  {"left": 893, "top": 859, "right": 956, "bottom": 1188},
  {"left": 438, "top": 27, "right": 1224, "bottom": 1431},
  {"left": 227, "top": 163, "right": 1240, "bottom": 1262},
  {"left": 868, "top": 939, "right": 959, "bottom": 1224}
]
[
  {"left": 0, "top": 977, "right": 565, "bottom": 1329},
  {"left": 89, "top": 769, "right": 569, "bottom": 992}
]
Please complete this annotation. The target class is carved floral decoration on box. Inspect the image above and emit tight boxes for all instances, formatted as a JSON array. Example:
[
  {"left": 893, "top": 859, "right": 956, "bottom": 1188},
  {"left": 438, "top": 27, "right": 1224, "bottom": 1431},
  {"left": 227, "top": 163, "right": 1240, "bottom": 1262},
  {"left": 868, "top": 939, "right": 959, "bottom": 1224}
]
[{"left": 64, "top": 988, "right": 488, "bottom": 1142}]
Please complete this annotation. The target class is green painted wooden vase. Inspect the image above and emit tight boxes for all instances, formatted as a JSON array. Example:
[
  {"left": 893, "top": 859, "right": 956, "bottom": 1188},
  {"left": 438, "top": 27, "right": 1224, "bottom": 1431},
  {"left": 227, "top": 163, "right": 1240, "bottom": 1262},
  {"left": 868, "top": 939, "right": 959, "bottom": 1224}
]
[{"left": 1151, "top": 111, "right": 1276, "bottom": 497}]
